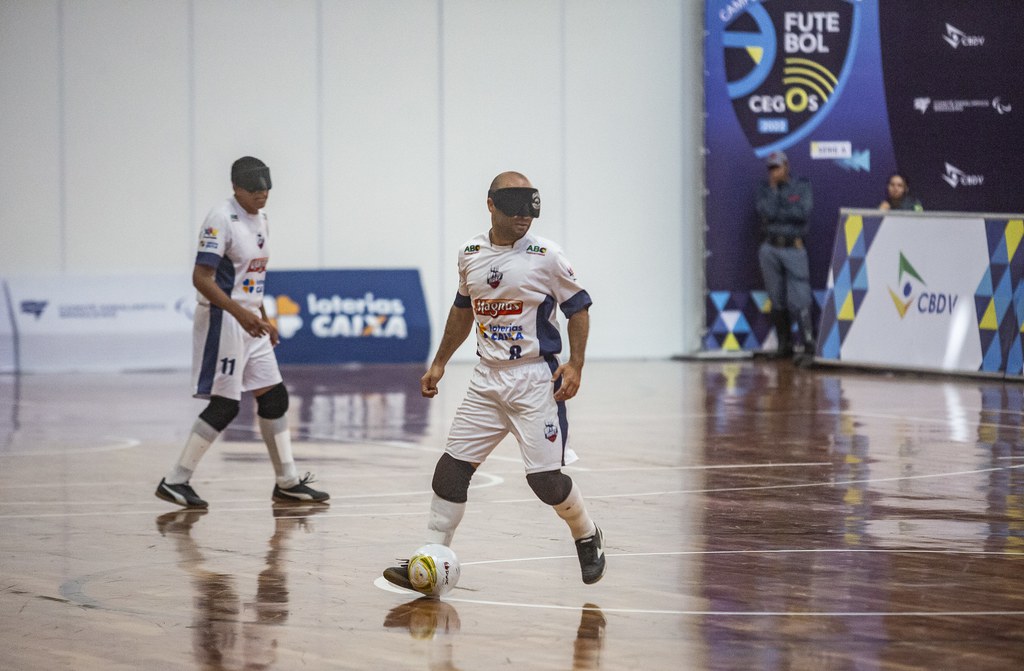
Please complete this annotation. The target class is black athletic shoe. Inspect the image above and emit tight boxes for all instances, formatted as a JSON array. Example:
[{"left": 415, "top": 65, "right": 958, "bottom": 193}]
[
  {"left": 155, "top": 478, "right": 208, "bottom": 509},
  {"left": 272, "top": 472, "right": 330, "bottom": 503},
  {"left": 383, "top": 561, "right": 415, "bottom": 591},
  {"left": 575, "top": 526, "right": 606, "bottom": 585}
]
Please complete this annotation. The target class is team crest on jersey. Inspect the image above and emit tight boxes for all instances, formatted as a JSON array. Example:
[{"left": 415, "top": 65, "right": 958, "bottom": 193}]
[
  {"left": 544, "top": 421, "right": 558, "bottom": 442},
  {"left": 257, "top": 233, "right": 265, "bottom": 249},
  {"left": 487, "top": 267, "right": 503, "bottom": 288}
]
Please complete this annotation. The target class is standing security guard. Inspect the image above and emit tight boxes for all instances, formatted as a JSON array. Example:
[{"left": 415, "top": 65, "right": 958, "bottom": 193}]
[{"left": 756, "top": 150, "right": 815, "bottom": 358}]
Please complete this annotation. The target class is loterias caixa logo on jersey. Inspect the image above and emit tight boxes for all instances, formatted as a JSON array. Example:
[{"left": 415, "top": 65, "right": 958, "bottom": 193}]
[{"left": 719, "top": 0, "right": 860, "bottom": 157}]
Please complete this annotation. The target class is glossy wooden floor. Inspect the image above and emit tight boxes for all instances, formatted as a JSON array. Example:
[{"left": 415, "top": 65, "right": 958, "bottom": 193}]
[{"left": 2, "top": 359, "right": 1024, "bottom": 670}]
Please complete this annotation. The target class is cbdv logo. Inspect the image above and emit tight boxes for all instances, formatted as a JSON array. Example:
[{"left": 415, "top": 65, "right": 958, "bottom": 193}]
[
  {"left": 943, "top": 23, "right": 985, "bottom": 48},
  {"left": 942, "top": 163, "right": 984, "bottom": 188},
  {"left": 887, "top": 252, "right": 958, "bottom": 319}
]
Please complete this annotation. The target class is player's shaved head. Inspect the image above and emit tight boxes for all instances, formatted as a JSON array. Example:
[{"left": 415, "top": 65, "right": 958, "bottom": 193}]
[{"left": 490, "top": 171, "right": 531, "bottom": 191}]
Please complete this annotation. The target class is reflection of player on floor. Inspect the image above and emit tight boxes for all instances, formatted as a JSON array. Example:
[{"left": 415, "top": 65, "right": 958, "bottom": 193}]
[
  {"left": 155, "top": 156, "right": 328, "bottom": 509},
  {"left": 383, "top": 171, "right": 605, "bottom": 591},
  {"left": 383, "top": 598, "right": 606, "bottom": 670},
  {"left": 156, "top": 504, "right": 325, "bottom": 668},
  {"left": 384, "top": 597, "right": 464, "bottom": 671},
  {"left": 573, "top": 603, "right": 606, "bottom": 670}
]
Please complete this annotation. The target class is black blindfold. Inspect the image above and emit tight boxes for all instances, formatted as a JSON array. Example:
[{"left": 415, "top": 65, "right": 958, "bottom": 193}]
[
  {"left": 488, "top": 187, "right": 541, "bottom": 218},
  {"left": 233, "top": 165, "right": 272, "bottom": 192}
]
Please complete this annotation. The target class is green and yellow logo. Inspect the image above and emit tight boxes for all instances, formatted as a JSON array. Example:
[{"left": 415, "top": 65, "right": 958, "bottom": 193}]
[{"left": 887, "top": 252, "right": 925, "bottom": 319}]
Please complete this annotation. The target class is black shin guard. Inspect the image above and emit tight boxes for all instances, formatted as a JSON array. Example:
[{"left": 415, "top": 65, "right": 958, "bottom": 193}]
[
  {"left": 256, "top": 383, "right": 289, "bottom": 420},
  {"left": 526, "top": 470, "right": 573, "bottom": 506},
  {"left": 431, "top": 453, "right": 476, "bottom": 503},
  {"left": 198, "top": 396, "right": 240, "bottom": 432}
]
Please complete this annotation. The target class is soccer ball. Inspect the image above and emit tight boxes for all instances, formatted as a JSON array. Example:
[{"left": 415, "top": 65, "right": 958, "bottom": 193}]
[{"left": 407, "top": 544, "right": 461, "bottom": 597}]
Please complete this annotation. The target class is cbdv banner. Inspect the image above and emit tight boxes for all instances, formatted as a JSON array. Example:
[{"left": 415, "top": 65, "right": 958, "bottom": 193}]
[
  {"left": 817, "top": 209, "right": 1024, "bottom": 377},
  {"left": 703, "top": 1, "right": 1024, "bottom": 353},
  {"left": 263, "top": 269, "right": 430, "bottom": 365},
  {"left": 704, "top": 0, "right": 897, "bottom": 352}
]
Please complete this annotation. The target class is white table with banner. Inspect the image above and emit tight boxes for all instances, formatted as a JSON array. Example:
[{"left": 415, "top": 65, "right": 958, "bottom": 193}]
[{"left": 816, "top": 208, "right": 1024, "bottom": 379}]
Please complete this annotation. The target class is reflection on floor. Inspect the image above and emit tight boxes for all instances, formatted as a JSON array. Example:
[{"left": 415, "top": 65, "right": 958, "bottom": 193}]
[{"left": 2, "top": 360, "right": 1024, "bottom": 670}]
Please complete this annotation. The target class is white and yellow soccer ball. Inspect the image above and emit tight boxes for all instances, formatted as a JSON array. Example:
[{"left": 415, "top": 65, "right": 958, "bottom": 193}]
[{"left": 407, "top": 544, "right": 461, "bottom": 597}]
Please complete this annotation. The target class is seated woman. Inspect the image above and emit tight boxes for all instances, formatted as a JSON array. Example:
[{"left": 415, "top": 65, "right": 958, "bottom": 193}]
[{"left": 879, "top": 173, "right": 923, "bottom": 211}]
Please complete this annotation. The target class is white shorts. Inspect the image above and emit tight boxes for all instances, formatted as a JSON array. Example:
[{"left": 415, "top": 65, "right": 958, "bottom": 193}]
[
  {"left": 191, "top": 304, "right": 282, "bottom": 400},
  {"left": 445, "top": 358, "right": 579, "bottom": 474}
]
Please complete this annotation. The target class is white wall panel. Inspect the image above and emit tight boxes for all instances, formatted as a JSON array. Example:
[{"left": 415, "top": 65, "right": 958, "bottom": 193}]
[
  {"left": 565, "top": 0, "right": 688, "bottom": 358},
  {"left": 0, "top": 1, "right": 62, "bottom": 273},
  {"left": 61, "top": 0, "right": 190, "bottom": 272},
  {"left": 191, "top": 0, "right": 319, "bottom": 270},
  {"left": 320, "top": 0, "right": 443, "bottom": 323}
]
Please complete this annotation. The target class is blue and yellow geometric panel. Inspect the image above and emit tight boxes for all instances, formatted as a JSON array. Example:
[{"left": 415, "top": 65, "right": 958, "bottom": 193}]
[
  {"left": 976, "top": 218, "right": 1024, "bottom": 374},
  {"left": 704, "top": 289, "right": 827, "bottom": 352},
  {"left": 817, "top": 213, "right": 883, "bottom": 359}
]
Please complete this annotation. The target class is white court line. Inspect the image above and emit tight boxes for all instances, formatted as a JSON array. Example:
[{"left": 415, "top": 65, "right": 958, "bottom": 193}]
[
  {"left": 0, "top": 471, "right": 506, "bottom": 515},
  {"left": 3, "top": 463, "right": 1024, "bottom": 515},
  {"left": 568, "top": 462, "right": 831, "bottom": 473},
  {"left": 0, "top": 437, "right": 141, "bottom": 457},
  {"left": 588, "top": 462, "right": 1024, "bottom": 500},
  {"left": 377, "top": 549, "right": 1024, "bottom": 617}
]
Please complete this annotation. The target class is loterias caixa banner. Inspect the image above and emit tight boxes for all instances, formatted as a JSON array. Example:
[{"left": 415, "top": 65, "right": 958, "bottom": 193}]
[{"left": 703, "top": 0, "right": 1024, "bottom": 353}]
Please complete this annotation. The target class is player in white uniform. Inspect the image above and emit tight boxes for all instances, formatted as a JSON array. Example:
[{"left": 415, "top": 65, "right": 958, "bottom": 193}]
[
  {"left": 156, "top": 156, "right": 329, "bottom": 508},
  {"left": 384, "top": 171, "right": 605, "bottom": 587}
]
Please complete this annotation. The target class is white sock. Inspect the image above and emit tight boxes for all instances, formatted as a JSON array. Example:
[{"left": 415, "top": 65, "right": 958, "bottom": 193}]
[
  {"left": 165, "top": 419, "right": 220, "bottom": 484},
  {"left": 553, "top": 482, "right": 597, "bottom": 540},
  {"left": 425, "top": 494, "right": 466, "bottom": 546},
  {"left": 259, "top": 416, "right": 299, "bottom": 487}
]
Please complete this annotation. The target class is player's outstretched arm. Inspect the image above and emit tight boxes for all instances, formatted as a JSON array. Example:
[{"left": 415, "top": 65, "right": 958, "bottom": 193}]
[
  {"left": 421, "top": 305, "right": 474, "bottom": 398},
  {"left": 553, "top": 308, "right": 589, "bottom": 402}
]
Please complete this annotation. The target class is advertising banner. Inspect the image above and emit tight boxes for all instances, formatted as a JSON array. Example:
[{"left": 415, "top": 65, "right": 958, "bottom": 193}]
[
  {"left": 263, "top": 269, "right": 430, "bottom": 365},
  {"left": 817, "top": 209, "right": 1024, "bottom": 377},
  {"left": 704, "top": 1, "right": 1024, "bottom": 353},
  {"left": 7, "top": 274, "right": 194, "bottom": 373}
]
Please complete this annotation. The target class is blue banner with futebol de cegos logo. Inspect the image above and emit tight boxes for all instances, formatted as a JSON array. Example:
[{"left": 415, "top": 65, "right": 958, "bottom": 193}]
[
  {"left": 704, "top": 0, "right": 1024, "bottom": 353},
  {"left": 704, "top": 0, "right": 897, "bottom": 351},
  {"left": 262, "top": 269, "right": 430, "bottom": 364}
]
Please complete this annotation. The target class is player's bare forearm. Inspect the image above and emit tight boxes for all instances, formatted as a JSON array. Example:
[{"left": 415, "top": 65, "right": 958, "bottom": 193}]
[
  {"left": 553, "top": 308, "right": 589, "bottom": 401},
  {"left": 192, "top": 265, "right": 268, "bottom": 337},
  {"left": 421, "top": 305, "right": 474, "bottom": 397}
]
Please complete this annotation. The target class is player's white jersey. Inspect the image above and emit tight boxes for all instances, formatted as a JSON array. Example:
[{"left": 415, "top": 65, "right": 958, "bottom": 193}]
[
  {"left": 194, "top": 197, "right": 269, "bottom": 311},
  {"left": 456, "top": 231, "right": 592, "bottom": 365}
]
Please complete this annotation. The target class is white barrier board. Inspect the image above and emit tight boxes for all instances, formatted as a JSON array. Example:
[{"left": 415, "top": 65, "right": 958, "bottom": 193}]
[
  {"left": 818, "top": 209, "right": 1024, "bottom": 376},
  {"left": 7, "top": 274, "right": 194, "bottom": 373}
]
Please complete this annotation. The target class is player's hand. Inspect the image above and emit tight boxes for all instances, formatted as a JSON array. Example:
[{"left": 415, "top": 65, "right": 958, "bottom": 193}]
[
  {"left": 879, "top": 201, "right": 891, "bottom": 211},
  {"left": 552, "top": 362, "right": 582, "bottom": 401},
  {"left": 236, "top": 310, "right": 269, "bottom": 338},
  {"left": 421, "top": 365, "right": 445, "bottom": 398},
  {"left": 265, "top": 320, "right": 280, "bottom": 346}
]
